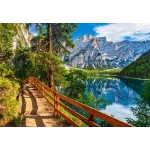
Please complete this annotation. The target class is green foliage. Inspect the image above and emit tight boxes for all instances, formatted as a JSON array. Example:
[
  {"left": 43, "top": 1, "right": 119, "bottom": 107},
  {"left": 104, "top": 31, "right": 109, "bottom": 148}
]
[
  {"left": 37, "top": 52, "right": 67, "bottom": 88},
  {"left": 0, "top": 23, "right": 14, "bottom": 63},
  {"left": 52, "top": 23, "right": 78, "bottom": 49},
  {"left": 0, "top": 23, "right": 24, "bottom": 64},
  {"left": 120, "top": 49, "right": 150, "bottom": 79},
  {"left": 64, "top": 69, "right": 87, "bottom": 98},
  {"left": 31, "top": 25, "right": 47, "bottom": 53},
  {"left": 0, "top": 23, "right": 28, "bottom": 126},
  {"left": 0, "top": 64, "right": 15, "bottom": 79},
  {"left": 9, "top": 113, "right": 22, "bottom": 127},
  {"left": 0, "top": 77, "right": 20, "bottom": 126},
  {"left": 126, "top": 98, "right": 150, "bottom": 127},
  {"left": 13, "top": 48, "right": 35, "bottom": 80},
  {"left": 28, "top": 23, "right": 78, "bottom": 88},
  {"left": 29, "top": 23, "right": 78, "bottom": 54},
  {"left": 77, "top": 92, "right": 107, "bottom": 110},
  {"left": 140, "top": 79, "right": 150, "bottom": 103},
  {"left": 69, "top": 67, "right": 122, "bottom": 76},
  {"left": 74, "top": 93, "right": 111, "bottom": 126},
  {"left": 0, "top": 97, "right": 18, "bottom": 120},
  {"left": 64, "top": 69, "right": 111, "bottom": 126},
  {"left": 126, "top": 78, "right": 150, "bottom": 126}
]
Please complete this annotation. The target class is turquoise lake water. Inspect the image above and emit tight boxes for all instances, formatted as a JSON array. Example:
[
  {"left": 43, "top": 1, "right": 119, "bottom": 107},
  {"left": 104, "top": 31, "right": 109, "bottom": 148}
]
[{"left": 86, "top": 76, "right": 146, "bottom": 122}]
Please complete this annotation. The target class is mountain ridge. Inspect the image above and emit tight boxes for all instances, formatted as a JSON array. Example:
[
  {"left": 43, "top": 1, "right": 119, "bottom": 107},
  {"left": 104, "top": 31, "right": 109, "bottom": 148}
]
[
  {"left": 119, "top": 49, "right": 150, "bottom": 79},
  {"left": 66, "top": 35, "right": 150, "bottom": 69}
]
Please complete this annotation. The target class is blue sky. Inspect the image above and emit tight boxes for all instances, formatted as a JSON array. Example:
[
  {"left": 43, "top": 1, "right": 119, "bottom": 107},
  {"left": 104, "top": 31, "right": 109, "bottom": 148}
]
[
  {"left": 71, "top": 23, "right": 110, "bottom": 40},
  {"left": 29, "top": 23, "right": 150, "bottom": 43}
]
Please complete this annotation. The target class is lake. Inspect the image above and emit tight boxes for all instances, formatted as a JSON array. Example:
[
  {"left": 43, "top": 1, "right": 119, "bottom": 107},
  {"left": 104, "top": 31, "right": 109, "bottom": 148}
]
[{"left": 85, "top": 76, "right": 146, "bottom": 122}]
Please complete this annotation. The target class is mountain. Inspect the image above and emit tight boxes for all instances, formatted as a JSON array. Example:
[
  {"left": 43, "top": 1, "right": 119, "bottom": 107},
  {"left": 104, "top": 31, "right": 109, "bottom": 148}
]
[
  {"left": 119, "top": 49, "right": 150, "bottom": 79},
  {"left": 66, "top": 35, "right": 150, "bottom": 69},
  {"left": 12, "top": 23, "right": 32, "bottom": 51},
  {"left": 0, "top": 23, "right": 32, "bottom": 64},
  {"left": 10, "top": 24, "right": 32, "bottom": 66}
]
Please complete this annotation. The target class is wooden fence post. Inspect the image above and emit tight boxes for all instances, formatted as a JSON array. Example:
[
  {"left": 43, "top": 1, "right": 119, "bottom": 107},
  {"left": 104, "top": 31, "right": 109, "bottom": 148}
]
[
  {"left": 88, "top": 114, "right": 94, "bottom": 127},
  {"left": 29, "top": 76, "right": 31, "bottom": 84},
  {"left": 32, "top": 78, "right": 34, "bottom": 85},
  {"left": 41, "top": 84, "right": 44, "bottom": 96},
  {"left": 31, "top": 76, "right": 33, "bottom": 84},
  {"left": 35, "top": 79, "right": 37, "bottom": 87},
  {"left": 54, "top": 92, "right": 59, "bottom": 117}
]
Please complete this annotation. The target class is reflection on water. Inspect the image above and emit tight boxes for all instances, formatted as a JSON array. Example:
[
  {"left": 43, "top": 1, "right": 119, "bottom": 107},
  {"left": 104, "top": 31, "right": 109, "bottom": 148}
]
[{"left": 86, "top": 76, "right": 146, "bottom": 122}]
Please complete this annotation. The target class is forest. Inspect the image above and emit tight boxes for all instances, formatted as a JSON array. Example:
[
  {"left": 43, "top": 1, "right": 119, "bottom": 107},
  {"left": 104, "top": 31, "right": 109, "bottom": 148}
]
[{"left": 119, "top": 49, "right": 150, "bottom": 79}]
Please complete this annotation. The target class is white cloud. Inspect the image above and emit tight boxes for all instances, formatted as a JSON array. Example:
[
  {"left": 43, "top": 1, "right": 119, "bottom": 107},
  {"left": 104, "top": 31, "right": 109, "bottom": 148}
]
[
  {"left": 101, "top": 103, "right": 136, "bottom": 122},
  {"left": 94, "top": 23, "right": 150, "bottom": 42}
]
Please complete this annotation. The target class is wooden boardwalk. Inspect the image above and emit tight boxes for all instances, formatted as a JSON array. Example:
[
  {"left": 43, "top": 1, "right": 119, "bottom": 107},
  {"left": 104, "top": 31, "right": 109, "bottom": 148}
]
[{"left": 19, "top": 84, "right": 69, "bottom": 127}]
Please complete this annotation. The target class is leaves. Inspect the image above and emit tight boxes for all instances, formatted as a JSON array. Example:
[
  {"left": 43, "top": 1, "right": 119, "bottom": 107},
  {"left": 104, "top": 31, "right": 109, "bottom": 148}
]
[
  {"left": 64, "top": 69, "right": 87, "bottom": 98},
  {"left": 0, "top": 77, "right": 19, "bottom": 126},
  {"left": 37, "top": 52, "right": 67, "bottom": 89},
  {"left": 126, "top": 79, "right": 150, "bottom": 126}
]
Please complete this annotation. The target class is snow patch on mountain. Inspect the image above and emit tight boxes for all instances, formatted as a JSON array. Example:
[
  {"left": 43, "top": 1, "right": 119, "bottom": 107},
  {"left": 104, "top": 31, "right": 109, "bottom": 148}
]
[{"left": 67, "top": 35, "right": 150, "bottom": 68}]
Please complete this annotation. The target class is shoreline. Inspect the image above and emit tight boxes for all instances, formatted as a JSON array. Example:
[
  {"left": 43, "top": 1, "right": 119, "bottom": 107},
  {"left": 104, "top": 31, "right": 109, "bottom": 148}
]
[
  {"left": 88, "top": 74, "right": 149, "bottom": 81},
  {"left": 69, "top": 67, "right": 149, "bottom": 80},
  {"left": 115, "top": 75, "right": 149, "bottom": 81}
]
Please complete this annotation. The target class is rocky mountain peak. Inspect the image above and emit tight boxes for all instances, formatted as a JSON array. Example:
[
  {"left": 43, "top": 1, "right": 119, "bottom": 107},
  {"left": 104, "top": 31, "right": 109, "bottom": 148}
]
[{"left": 66, "top": 34, "right": 150, "bottom": 69}]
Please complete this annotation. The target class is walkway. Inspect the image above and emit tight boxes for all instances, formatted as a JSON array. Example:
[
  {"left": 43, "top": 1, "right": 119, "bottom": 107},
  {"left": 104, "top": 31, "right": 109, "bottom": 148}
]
[{"left": 19, "top": 84, "right": 70, "bottom": 127}]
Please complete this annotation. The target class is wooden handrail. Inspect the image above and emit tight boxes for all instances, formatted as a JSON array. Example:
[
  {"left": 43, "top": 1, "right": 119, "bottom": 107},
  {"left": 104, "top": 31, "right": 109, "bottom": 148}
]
[{"left": 22, "top": 76, "right": 133, "bottom": 127}]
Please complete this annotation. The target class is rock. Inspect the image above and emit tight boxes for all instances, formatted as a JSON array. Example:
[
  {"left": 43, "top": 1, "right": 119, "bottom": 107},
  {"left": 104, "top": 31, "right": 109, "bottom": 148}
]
[{"left": 67, "top": 35, "right": 150, "bottom": 69}]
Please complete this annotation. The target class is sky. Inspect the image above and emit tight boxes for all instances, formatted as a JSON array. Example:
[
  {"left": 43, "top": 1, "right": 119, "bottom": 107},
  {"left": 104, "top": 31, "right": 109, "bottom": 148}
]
[{"left": 29, "top": 23, "right": 150, "bottom": 43}]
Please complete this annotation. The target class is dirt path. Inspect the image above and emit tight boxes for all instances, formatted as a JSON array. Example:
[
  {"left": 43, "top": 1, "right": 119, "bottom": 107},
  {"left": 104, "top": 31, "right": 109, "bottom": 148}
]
[{"left": 19, "top": 84, "right": 69, "bottom": 127}]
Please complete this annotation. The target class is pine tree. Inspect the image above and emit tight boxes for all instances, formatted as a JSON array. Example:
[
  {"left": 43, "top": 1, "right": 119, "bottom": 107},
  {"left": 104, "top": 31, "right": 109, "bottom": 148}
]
[
  {"left": 28, "top": 23, "right": 78, "bottom": 88},
  {"left": 47, "top": 23, "right": 78, "bottom": 89}
]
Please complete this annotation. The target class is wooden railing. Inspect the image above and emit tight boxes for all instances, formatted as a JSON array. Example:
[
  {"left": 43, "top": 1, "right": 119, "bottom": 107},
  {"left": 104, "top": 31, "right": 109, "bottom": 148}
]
[{"left": 22, "top": 76, "right": 133, "bottom": 127}]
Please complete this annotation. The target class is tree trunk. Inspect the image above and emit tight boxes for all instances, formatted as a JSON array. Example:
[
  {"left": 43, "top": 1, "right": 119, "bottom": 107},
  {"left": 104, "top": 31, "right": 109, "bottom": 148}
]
[
  {"left": 48, "top": 23, "right": 53, "bottom": 53},
  {"left": 47, "top": 23, "right": 54, "bottom": 89}
]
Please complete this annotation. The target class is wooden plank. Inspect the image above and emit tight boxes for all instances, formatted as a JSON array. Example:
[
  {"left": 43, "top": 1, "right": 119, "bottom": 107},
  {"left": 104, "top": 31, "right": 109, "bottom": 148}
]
[
  {"left": 56, "top": 92, "right": 132, "bottom": 127},
  {"left": 58, "top": 101, "right": 99, "bottom": 127},
  {"left": 57, "top": 110, "right": 80, "bottom": 127},
  {"left": 32, "top": 77, "right": 53, "bottom": 93},
  {"left": 43, "top": 89, "right": 54, "bottom": 100},
  {"left": 36, "top": 83, "right": 42, "bottom": 92},
  {"left": 43, "top": 84, "right": 54, "bottom": 93},
  {"left": 35, "top": 86, "right": 53, "bottom": 107},
  {"left": 36, "top": 83, "right": 42, "bottom": 89},
  {"left": 22, "top": 79, "right": 29, "bottom": 84},
  {"left": 42, "top": 95, "right": 54, "bottom": 108},
  {"left": 36, "top": 85, "right": 43, "bottom": 95},
  {"left": 88, "top": 114, "right": 95, "bottom": 127}
]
